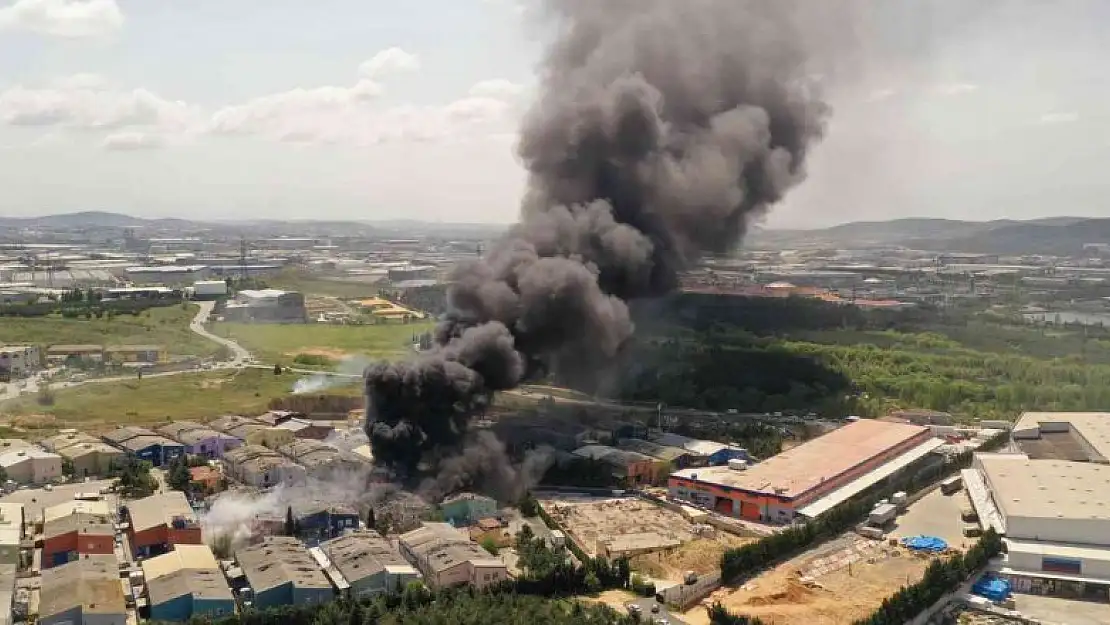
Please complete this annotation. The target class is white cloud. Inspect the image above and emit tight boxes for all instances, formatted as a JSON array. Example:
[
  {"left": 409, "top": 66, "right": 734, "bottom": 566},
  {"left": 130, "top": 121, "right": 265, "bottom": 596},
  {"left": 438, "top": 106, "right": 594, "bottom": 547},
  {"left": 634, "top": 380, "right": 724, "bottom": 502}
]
[
  {"left": 0, "top": 0, "right": 122, "bottom": 39},
  {"left": 358, "top": 47, "right": 421, "bottom": 79},
  {"left": 0, "top": 80, "right": 198, "bottom": 132},
  {"left": 101, "top": 131, "right": 165, "bottom": 151},
  {"left": 1038, "top": 111, "right": 1079, "bottom": 125},
  {"left": 49, "top": 73, "right": 108, "bottom": 90},
  {"left": 208, "top": 58, "right": 526, "bottom": 146},
  {"left": 934, "top": 82, "right": 979, "bottom": 96}
]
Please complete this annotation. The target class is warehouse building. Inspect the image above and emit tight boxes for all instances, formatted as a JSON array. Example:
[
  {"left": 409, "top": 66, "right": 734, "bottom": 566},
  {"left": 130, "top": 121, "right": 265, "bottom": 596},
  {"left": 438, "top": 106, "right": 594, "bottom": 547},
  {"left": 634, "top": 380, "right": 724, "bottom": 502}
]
[
  {"left": 0, "top": 563, "right": 13, "bottom": 625},
  {"left": 314, "top": 530, "right": 420, "bottom": 599},
  {"left": 440, "top": 493, "right": 497, "bottom": 526},
  {"left": 0, "top": 447, "right": 62, "bottom": 485},
  {"left": 0, "top": 345, "right": 40, "bottom": 379},
  {"left": 0, "top": 503, "right": 23, "bottom": 569},
  {"left": 101, "top": 426, "right": 184, "bottom": 467},
  {"left": 42, "top": 501, "right": 114, "bottom": 568},
  {"left": 41, "top": 430, "right": 99, "bottom": 453},
  {"left": 399, "top": 523, "right": 508, "bottom": 589},
  {"left": 651, "top": 432, "right": 752, "bottom": 466},
  {"left": 158, "top": 421, "right": 241, "bottom": 459},
  {"left": 236, "top": 536, "right": 334, "bottom": 609},
  {"left": 222, "top": 444, "right": 306, "bottom": 488},
  {"left": 276, "top": 440, "right": 362, "bottom": 480},
  {"left": 617, "top": 438, "right": 699, "bottom": 468},
  {"left": 126, "top": 491, "right": 203, "bottom": 558},
  {"left": 142, "top": 544, "right": 235, "bottom": 621},
  {"left": 57, "top": 441, "right": 126, "bottom": 478},
  {"left": 669, "top": 420, "right": 936, "bottom": 523},
  {"left": 572, "top": 445, "right": 661, "bottom": 486},
  {"left": 39, "top": 554, "right": 126, "bottom": 625},
  {"left": 223, "top": 289, "right": 307, "bottom": 324},
  {"left": 968, "top": 415, "right": 1110, "bottom": 599}
]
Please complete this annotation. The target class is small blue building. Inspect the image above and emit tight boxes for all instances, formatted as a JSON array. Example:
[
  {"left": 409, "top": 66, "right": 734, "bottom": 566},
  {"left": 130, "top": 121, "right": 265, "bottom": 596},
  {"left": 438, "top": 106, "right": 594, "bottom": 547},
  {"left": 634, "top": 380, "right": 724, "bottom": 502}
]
[
  {"left": 236, "top": 536, "right": 334, "bottom": 609},
  {"left": 441, "top": 493, "right": 498, "bottom": 526},
  {"left": 101, "top": 426, "right": 185, "bottom": 467}
]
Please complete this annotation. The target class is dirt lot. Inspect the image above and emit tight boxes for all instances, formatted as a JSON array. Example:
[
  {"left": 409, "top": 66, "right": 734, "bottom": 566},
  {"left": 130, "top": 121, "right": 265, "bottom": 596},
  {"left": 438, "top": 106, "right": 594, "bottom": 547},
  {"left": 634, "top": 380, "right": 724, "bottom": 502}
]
[
  {"left": 541, "top": 496, "right": 753, "bottom": 577},
  {"left": 681, "top": 535, "right": 945, "bottom": 625},
  {"left": 633, "top": 536, "right": 754, "bottom": 580}
]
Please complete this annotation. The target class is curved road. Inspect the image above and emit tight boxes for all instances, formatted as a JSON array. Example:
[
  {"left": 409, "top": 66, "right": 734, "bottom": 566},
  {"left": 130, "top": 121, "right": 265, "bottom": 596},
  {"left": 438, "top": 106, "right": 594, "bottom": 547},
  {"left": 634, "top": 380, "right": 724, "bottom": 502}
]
[
  {"left": 0, "top": 302, "right": 359, "bottom": 404},
  {"left": 190, "top": 300, "right": 252, "bottom": 364}
]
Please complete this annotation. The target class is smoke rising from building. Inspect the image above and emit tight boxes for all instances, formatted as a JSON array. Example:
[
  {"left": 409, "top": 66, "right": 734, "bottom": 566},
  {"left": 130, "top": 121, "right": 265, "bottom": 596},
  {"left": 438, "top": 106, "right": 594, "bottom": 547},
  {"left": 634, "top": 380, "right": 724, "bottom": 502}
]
[{"left": 365, "top": 0, "right": 831, "bottom": 474}]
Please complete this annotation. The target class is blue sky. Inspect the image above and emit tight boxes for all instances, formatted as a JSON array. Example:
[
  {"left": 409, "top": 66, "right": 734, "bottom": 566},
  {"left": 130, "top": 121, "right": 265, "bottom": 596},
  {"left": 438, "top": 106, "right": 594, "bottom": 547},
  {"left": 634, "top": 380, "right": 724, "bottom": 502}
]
[{"left": 1, "top": 0, "right": 1108, "bottom": 227}]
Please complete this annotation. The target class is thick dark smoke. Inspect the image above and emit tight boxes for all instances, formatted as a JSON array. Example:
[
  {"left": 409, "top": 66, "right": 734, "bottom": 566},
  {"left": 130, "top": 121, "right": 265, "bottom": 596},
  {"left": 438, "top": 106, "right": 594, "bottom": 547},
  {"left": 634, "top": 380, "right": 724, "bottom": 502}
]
[{"left": 365, "top": 0, "right": 831, "bottom": 478}]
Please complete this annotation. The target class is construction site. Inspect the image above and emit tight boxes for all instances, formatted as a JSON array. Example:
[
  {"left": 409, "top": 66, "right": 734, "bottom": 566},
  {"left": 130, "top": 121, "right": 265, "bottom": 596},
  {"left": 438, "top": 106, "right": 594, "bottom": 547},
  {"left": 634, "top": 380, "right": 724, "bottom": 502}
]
[
  {"left": 538, "top": 495, "right": 755, "bottom": 581},
  {"left": 682, "top": 534, "right": 950, "bottom": 625}
]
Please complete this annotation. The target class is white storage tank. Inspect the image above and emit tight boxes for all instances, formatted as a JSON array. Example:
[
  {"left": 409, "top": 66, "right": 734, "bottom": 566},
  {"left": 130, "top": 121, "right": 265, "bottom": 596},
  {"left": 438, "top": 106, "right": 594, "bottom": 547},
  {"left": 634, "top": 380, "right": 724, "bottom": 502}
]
[{"left": 727, "top": 458, "right": 748, "bottom": 471}]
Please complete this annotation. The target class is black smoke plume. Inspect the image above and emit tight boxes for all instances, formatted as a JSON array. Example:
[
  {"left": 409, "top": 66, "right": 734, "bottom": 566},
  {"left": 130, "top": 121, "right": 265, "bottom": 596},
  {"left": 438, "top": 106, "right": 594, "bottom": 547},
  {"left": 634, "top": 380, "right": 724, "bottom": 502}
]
[{"left": 365, "top": 0, "right": 830, "bottom": 476}]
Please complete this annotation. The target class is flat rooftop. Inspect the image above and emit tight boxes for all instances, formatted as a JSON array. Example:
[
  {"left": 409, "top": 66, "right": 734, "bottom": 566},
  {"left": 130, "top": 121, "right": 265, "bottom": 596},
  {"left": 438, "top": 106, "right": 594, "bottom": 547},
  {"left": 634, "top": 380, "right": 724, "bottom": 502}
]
[
  {"left": 1013, "top": 412, "right": 1110, "bottom": 462},
  {"left": 672, "top": 419, "right": 929, "bottom": 500},
  {"left": 978, "top": 454, "right": 1110, "bottom": 521},
  {"left": 128, "top": 491, "right": 197, "bottom": 533}
]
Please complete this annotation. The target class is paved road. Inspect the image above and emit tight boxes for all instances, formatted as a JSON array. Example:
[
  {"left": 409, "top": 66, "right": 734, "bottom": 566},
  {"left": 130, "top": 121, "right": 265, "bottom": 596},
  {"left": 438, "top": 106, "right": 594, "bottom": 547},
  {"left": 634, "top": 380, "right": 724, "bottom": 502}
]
[{"left": 628, "top": 598, "right": 687, "bottom": 625}]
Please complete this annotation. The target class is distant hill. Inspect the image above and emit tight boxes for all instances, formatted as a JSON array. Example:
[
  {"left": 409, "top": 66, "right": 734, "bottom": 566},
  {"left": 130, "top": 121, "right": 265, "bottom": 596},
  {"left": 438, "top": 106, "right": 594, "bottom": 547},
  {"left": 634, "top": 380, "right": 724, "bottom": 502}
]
[
  {"left": 0, "top": 211, "right": 148, "bottom": 229},
  {"left": 751, "top": 217, "right": 1110, "bottom": 255}
]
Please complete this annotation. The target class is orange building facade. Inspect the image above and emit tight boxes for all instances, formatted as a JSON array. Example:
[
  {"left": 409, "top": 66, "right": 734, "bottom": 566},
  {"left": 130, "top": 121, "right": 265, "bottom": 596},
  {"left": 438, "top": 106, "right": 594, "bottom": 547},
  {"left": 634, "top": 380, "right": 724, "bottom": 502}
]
[{"left": 669, "top": 421, "right": 932, "bottom": 523}]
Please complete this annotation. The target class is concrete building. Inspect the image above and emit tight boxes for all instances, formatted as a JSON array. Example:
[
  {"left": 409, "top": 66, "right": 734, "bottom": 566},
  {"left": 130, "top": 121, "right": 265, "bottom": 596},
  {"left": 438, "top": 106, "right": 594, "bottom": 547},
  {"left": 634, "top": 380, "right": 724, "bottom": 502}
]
[
  {"left": 42, "top": 503, "right": 114, "bottom": 568},
  {"left": 222, "top": 444, "right": 307, "bottom": 488},
  {"left": 126, "top": 491, "right": 203, "bottom": 558},
  {"left": 223, "top": 289, "right": 307, "bottom": 324},
  {"left": 102, "top": 426, "right": 184, "bottom": 467},
  {"left": 971, "top": 451, "right": 1110, "bottom": 598},
  {"left": 0, "top": 439, "right": 33, "bottom": 454},
  {"left": 236, "top": 536, "right": 334, "bottom": 609},
  {"left": 440, "top": 493, "right": 497, "bottom": 526},
  {"left": 57, "top": 441, "right": 126, "bottom": 478},
  {"left": 0, "top": 448, "right": 62, "bottom": 485},
  {"left": 0, "top": 503, "right": 23, "bottom": 568},
  {"left": 315, "top": 530, "right": 420, "bottom": 599},
  {"left": 276, "top": 440, "right": 362, "bottom": 480},
  {"left": 157, "top": 421, "right": 241, "bottom": 459},
  {"left": 651, "top": 432, "right": 752, "bottom": 466},
  {"left": 572, "top": 445, "right": 661, "bottom": 486},
  {"left": 39, "top": 554, "right": 127, "bottom": 625},
  {"left": 125, "top": 264, "right": 210, "bottom": 285},
  {"left": 104, "top": 345, "right": 167, "bottom": 364},
  {"left": 275, "top": 418, "right": 334, "bottom": 441},
  {"left": 0, "top": 345, "right": 40, "bottom": 379},
  {"left": 41, "top": 430, "right": 99, "bottom": 453},
  {"left": 399, "top": 523, "right": 508, "bottom": 590},
  {"left": 617, "top": 438, "right": 699, "bottom": 468},
  {"left": 669, "top": 420, "right": 934, "bottom": 522},
  {"left": 142, "top": 544, "right": 235, "bottom": 622},
  {"left": 45, "top": 344, "right": 104, "bottom": 364}
]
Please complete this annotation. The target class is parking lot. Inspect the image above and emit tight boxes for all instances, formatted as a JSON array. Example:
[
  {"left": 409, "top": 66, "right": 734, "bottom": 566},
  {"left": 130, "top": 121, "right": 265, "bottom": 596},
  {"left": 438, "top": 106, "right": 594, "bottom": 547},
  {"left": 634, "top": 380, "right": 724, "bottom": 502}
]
[{"left": 888, "top": 487, "right": 970, "bottom": 550}]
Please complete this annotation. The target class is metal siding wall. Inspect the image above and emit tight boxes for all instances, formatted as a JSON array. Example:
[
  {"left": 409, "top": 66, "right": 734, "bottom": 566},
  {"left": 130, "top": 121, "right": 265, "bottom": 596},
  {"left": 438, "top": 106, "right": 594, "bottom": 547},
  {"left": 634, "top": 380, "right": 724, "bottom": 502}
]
[
  {"left": 193, "top": 597, "right": 236, "bottom": 618},
  {"left": 150, "top": 594, "right": 193, "bottom": 622}
]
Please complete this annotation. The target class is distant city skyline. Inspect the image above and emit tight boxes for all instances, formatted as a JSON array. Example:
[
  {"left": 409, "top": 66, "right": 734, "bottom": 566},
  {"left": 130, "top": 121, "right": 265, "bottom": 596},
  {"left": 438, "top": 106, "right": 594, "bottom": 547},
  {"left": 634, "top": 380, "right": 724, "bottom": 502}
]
[{"left": 1, "top": 0, "right": 1108, "bottom": 228}]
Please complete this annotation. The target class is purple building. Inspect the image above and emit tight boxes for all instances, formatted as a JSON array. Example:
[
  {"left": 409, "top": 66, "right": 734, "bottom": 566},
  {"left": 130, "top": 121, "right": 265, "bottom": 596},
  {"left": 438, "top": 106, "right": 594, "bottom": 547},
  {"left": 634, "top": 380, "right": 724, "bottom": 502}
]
[{"left": 157, "top": 421, "right": 242, "bottom": 459}]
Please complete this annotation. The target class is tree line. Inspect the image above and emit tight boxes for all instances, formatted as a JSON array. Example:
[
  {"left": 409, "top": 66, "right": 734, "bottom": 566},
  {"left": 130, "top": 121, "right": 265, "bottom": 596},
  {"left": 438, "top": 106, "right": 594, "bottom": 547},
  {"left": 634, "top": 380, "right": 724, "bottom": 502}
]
[{"left": 166, "top": 586, "right": 636, "bottom": 625}]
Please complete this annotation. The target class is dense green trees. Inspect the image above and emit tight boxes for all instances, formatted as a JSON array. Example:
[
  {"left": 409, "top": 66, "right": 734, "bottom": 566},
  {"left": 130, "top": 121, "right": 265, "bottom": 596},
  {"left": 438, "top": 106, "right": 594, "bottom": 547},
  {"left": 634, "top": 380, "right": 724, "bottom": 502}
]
[
  {"left": 173, "top": 588, "right": 635, "bottom": 625},
  {"left": 111, "top": 457, "right": 157, "bottom": 498}
]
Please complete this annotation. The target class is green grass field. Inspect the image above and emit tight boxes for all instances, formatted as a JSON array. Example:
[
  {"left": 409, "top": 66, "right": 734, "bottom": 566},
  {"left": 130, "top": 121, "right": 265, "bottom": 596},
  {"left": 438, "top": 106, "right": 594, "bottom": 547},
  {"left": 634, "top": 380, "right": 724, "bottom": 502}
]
[
  {"left": 0, "top": 304, "right": 220, "bottom": 357},
  {"left": 0, "top": 368, "right": 361, "bottom": 433},
  {"left": 213, "top": 320, "right": 435, "bottom": 366}
]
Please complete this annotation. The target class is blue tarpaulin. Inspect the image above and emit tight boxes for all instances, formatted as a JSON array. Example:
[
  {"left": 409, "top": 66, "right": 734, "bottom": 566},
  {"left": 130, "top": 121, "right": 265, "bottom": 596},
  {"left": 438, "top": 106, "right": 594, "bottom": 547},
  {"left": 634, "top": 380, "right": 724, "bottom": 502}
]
[
  {"left": 900, "top": 535, "right": 948, "bottom": 552},
  {"left": 972, "top": 575, "right": 1011, "bottom": 602}
]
